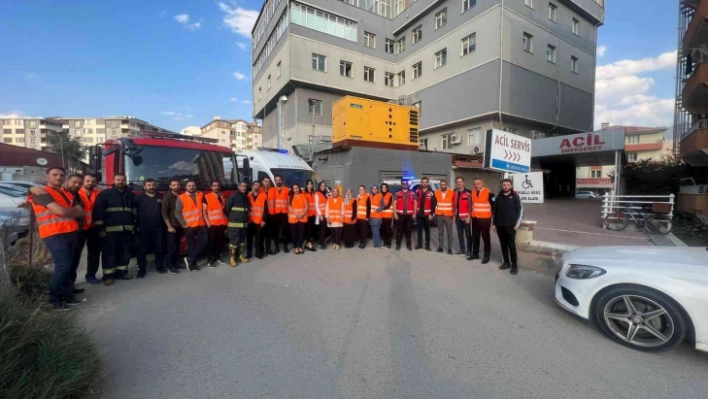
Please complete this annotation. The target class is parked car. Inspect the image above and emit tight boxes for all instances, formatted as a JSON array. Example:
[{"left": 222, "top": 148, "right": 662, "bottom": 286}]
[
  {"left": 575, "top": 191, "right": 598, "bottom": 199},
  {"left": 0, "top": 208, "right": 30, "bottom": 242},
  {"left": 555, "top": 246, "right": 708, "bottom": 353},
  {"left": 0, "top": 181, "right": 42, "bottom": 192},
  {"left": 0, "top": 191, "right": 25, "bottom": 208}
]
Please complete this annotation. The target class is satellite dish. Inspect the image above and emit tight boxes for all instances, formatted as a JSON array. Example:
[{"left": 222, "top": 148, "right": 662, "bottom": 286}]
[{"left": 36, "top": 158, "right": 48, "bottom": 166}]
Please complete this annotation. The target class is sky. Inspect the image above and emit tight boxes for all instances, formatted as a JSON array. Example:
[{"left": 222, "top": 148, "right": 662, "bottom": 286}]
[{"left": 0, "top": 0, "right": 680, "bottom": 133}]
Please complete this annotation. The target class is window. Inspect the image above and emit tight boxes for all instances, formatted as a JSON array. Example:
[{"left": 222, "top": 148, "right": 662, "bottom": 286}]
[
  {"left": 16, "top": 138, "right": 24, "bottom": 143},
  {"left": 277, "top": 61, "right": 282, "bottom": 78},
  {"left": 462, "top": 0, "right": 476, "bottom": 12},
  {"left": 385, "top": 39, "right": 395, "bottom": 54},
  {"left": 312, "top": 53, "right": 326, "bottom": 71},
  {"left": 3, "top": 129, "right": 10, "bottom": 134},
  {"left": 413, "top": 101, "right": 421, "bottom": 114},
  {"left": 3, "top": 138, "right": 11, "bottom": 143},
  {"left": 435, "top": 9, "right": 447, "bottom": 29},
  {"left": 523, "top": 32, "right": 533, "bottom": 53},
  {"left": 548, "top": 3, "right": 557, "bottom": 21},
  {"left": 30, "top": 130, "right": 36, "bottom": 136},
  {"left": 413, "top": 62, "right": 422, "bottom": 79},
  {"left": 442, "top": 133, "right": 453, "bottom": 150},
  {"left": 435, "top": 48, "right": 447, "bottom": 68},
  {"left": 525, "top": 0, "right": 533, "bottom": 8},
  {"left": 84, "top": 128, "right": 93, "bottom": 135},
  {"left": 467, "top": 127, "right": 482, "bottom": 147},
  {"left": 412, "top": 26, "right": 422, "bottom": 44},
  {"left": 394, "top": 0, "right": 405, "bottom": 16},
  {"left": 502, "top": 127, "right": 519, "bottom": 134},
  {"left": 397, "top": 71, "right": 406, "bottom": 86},
  {"left": 15, "top": 120, "right": 23, "bottom": 126},
  {"left": 291, "top": 2, "right": 357, "bottom": 43},
  {"left": 340, "top": 60, "right": 353, "bottom": 77},
  {"left": 385, "top": 72, "right": 395, "bottom": 87},
  {"left": 395, "top": 37, "right": 405, "bottom": 54},
  {"left": 29, "top": 121, "right": 36, "bottom": 128},
  {"left": 365, "top": 32, "right": 376, "bottom": 48},
  {"left": 97, "top": 138, "right": 105, "bottom": 144},
  {"left": 461, "top": 33, "right": 476, "bottom": 55},
  {"left": 420, "top": 138, "right": 428, "bottom": 150},
  {"left": 627, "top": 152, "right": 637, "bottom": 162},
  {"left": 547, "top": 44, "right": 556, "bottom": 63},
  {"left": 626, "top": 135, "right": 640, "bottom": 144},
  {"left": 259, "top": 87, "right": 262, "bottom": 101},
  {"left": 364, "top": 66, "right": 376, "bottom": 83},
  {"left": 591, "top": 170, "right": 602, "bottom": 178},
  {"left": 97, "top": 128, "right": 106, "bottom": 134},
  {"left": 84, "top": 137, "right": 94, "bottom": 143},
  {"left": 74, "top": 121, "right": 81, "bottom": 128},
  {"left": 16, "top": 129, "right": 24, "bottom": 134},
  {"left": 267, "top": 75, "right": 271, "bottom": 89},
  {"left": 571, "top": 55, "right": 579, "bottom": 73},
  {"left": 572, "top": 18, "right": 579, "bottom": 35},
  {"left": 308, "top": 99, "right": 322, "bottom": 115},
  {"left": 30, "top": 138, "right": 36, "bottom": 145}
]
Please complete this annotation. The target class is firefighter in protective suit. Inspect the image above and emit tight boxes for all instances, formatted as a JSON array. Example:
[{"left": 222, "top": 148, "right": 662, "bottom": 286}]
[{"left": 224, "top": 181, "right": 251, "bottom": 266}]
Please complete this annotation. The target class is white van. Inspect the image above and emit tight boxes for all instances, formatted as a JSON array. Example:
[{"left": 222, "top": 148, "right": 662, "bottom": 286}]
[{"left": 236, "top": 149, "right": 323, "bottom": 187}]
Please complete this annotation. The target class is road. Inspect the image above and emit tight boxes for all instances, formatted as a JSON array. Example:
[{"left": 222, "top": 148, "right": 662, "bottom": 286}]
[{"left": 77, "top": 248, "right": 708, "bottom": 399}]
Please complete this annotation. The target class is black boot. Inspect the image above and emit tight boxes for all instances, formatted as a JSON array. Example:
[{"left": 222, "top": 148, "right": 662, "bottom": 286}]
[
  {"left": 283, "top": 245, "right": 289, "bottom": 253},
  {"left": 510, "top": 265, "right": 518, "bottom": 275},
  {"left": 499, "top": 262, "right": 510, "bottom": 270}
]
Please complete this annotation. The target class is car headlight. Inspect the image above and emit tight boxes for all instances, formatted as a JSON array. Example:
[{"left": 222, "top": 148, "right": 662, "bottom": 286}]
[{"left": 565, "top": 264, "right": 606, "bottom": 280}]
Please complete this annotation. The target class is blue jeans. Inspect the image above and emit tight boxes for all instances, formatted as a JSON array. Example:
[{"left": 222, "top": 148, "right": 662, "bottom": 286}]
[
  {"left": 369, "top": 218, "right": 382, "bottom": 247},
  {"left": 44, "top": 232, "right": 77, "bottom": 303}
]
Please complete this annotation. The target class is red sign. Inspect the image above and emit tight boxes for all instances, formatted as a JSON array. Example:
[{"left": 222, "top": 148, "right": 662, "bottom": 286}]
[
  {"left": 576, "top": 178, "right": 612, "bottom": 185},
  {"left": 560, "top": 134, "right": 606, "bottom": 154}
]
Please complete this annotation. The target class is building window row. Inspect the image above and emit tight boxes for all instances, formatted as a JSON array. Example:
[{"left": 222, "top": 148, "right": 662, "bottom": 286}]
[
  {"left": 291, "top": 2, "right": 357, "bottom": 42},
  {"left": 254, "top": 11, "right": 288, "bottom": 74},
  {"left": 253, "top": 0, "right": 283, "bottom": 46},
  {"left": 523, "top": 31, "right": 580, "bottom": 75}
]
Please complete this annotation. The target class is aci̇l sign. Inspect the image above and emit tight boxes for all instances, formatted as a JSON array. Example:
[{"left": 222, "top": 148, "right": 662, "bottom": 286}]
[
  {"left": 483, "top": 129, "right": 532, "bottom": 173},
  {"left": 559, "top": 134, "right": 606, "bottom": 154}
]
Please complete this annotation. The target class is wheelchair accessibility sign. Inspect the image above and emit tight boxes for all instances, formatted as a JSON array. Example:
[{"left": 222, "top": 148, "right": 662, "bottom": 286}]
[{"left": 511, "top": 172, "right": 544, "bottom": 204}]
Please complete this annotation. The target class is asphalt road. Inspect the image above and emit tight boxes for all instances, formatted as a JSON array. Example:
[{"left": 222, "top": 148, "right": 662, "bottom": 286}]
[{"left": 76, "top": 248, "right": 708, "bottom": 399}]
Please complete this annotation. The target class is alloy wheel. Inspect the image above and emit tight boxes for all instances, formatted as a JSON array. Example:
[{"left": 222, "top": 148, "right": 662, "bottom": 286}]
[{"left": 603, "top": 295, "right": 675, "bottom": 348}]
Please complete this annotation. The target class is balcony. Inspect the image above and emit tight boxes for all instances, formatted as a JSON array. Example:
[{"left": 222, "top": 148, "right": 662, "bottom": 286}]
[
  {"left": 624, "top": 141, "right": 664, "bottom": 152},
  {"left": 684, "top": 0, "right": 708, "bottom": 50},
  {"left": 681, "top": 124, "right": 708, "bottom": 166},
  {"left": 682, "top": 62, "right": 708, "bottom": 113}
]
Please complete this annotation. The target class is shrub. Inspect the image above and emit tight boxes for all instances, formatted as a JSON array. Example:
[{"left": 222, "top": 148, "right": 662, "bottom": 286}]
[
  {"left": 0, "top": 295, "right": 101, "bottom": 399},
  {"left": 10, "top": 266, "right": 51, "bottom": 302}
]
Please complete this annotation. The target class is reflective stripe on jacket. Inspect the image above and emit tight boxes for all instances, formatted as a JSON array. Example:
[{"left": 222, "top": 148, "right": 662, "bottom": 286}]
[
  {"left": 93, "top": 186, "right": 135, "bottom": 233},
  {"left": 249, "top": 191, "right": 267, "bottom": 224},
  {"left": 180, "top": 192, "right": 206, "bottom": 227},
  {"left": 356, "top": 194, "right": 369, "bottom": 220},
  {"left": 78, "top": 187, "right": 100, "bottom": 229},
  {"left": 435, "top": 189, "right": 454, "bottom": 216},
  {"left": 370, "top": 193, "right": 383, "bottom": 219},
  {"left": 30, "top": 186, "right": 79, "bottom": 239},
  {"left": 472, "top": 188, "right": 492, "bottom": 219},
  {"left": 381, "top": 192, "right": 393, "bottom": 218},
  {"left": 205, "top": 192, "right": 227, "bottom": 226},
  {"left": 326, "top": 197, "right": 343, "bottom": 226},
  {"left": 305, "top": 192, "right": 317, "bottom": 217},
  {"left": 288, "top": 193, "right": 308, "bottom": 223},
  {"left": 268, "top": 187, "right": 290, "bottom": 215}
]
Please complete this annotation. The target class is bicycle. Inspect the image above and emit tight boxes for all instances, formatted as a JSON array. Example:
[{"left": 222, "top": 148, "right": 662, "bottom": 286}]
[{"left": 603, "top": 203, "right": 673, "bottom": 236}]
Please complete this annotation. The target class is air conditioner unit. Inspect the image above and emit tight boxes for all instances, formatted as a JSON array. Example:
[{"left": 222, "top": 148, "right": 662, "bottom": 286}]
[
  {"left": 530, "top": 130, "right": 546, "bottom": 140},
  {"left": 450, "top": 133, "right": 462, "bottom": 145}
]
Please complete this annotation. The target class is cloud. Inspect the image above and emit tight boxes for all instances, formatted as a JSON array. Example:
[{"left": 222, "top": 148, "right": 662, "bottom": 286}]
[
  {"left": 161, "top": 111, "right": 177, "bottom": 116},
  {"left": 230, "top": 98, "right": 238, "bottom": 102},
  {"left": 597, "top": 45, "right": 606, "bottom": 57},
  {"left": 25, "top": 72, "right": 38, "bottom": 79},
  {"left": 236, "top": 42, "right": 248, "bottom": 51},
  {"left": 174, "top": 14, "right": 190, "bottom": 24},
  {"left": 187, "top": 21, "right": 201, "bottom": 31},
  {"left": 233, "top": 71, "right": 246, "bottom": 80},
  {"left": 242, "top": 100, "right": 251, "bottom": 104},
  {"left": 594, "top": 51, "right": 676, "bottom": 129},
  {"left": 174, "top": 14, "right": 201, "bottom": 30},
  {"left": 161, "top": 111, "right": 193, "bottom": 121},
  {"left": 218, "top": 2, "right": 259, "bottom": 38}
]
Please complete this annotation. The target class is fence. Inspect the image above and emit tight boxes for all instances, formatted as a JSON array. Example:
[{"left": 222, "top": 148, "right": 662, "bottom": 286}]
[{"left": 601, "top": 192, "right": 676, "bottom": 226}]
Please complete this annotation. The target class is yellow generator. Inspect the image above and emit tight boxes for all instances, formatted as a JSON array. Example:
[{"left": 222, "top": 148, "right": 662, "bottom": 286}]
[{"left": 332, "top": 96, "right": 419, "bottom": 151}]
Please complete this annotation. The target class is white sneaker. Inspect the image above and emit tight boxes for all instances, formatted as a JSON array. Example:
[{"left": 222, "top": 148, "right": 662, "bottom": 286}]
[
  {"left": 216, "top": 259, "right": 226, "bottom": 265},
  {"left": 207, "top": 262, "right": 216, "bottom": 269},
  {"left": 184, "top": 257, "right": 191, "bottom": 272}
]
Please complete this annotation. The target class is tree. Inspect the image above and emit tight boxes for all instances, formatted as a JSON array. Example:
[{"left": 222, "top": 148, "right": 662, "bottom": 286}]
[
  {"left": 612, "top": 157, "right": 688, "bottom": 195},
  {"left": 46, "top": 131, "right": 87, "bottom": 170}
]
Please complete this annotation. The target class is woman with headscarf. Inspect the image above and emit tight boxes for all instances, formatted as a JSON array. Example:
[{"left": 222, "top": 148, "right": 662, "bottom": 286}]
[
  {"left": 355, "top": 185, "right": 371, "bottom": 249},
  {"left": 379, "top": 183, "right": 394, "bottom": 248},
  {"left": 342, "top": 188, "right": 358, "bottom": 248},
  {"left": 303, "top": 179, "right": 317, "bottom": 251},
  {"left": 368, "top": 184, "right": 383, "bottom": 248},
  {"left": 287, "top": 183, "right": 308, "bottom": 254},
  {"left": 326, "top": 187, "right": 344, "bottom": 250},
  {"left": 315, "top": 181, "right": 329, "bottom": 249}
]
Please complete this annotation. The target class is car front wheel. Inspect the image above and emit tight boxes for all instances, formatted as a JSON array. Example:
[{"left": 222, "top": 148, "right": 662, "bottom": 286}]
[{"left": 594, "top": 286, "right": 687, "bottom": 352}]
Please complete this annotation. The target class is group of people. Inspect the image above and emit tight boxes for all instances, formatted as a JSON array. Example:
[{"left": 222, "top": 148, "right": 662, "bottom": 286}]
[{"left": 28, "top": 166, "right": 523, "bottom": 311}]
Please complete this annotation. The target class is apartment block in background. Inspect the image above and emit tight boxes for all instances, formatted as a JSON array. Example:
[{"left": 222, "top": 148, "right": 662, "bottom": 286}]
[
  {"left": 1, "top": 117, "right": 63, "bottom": 151},
  {"left": 200, "top": 118, "right": 263, "bottom": 151},
  {"left": 181, "top": 125, "right": 202, "bottom": 136},
  {"left": 251, "top": 0, "right": 604, "bottom": 151}
]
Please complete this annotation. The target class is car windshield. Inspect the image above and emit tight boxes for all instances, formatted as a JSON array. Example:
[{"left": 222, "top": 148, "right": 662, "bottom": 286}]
[
  {"left": 0, "top": 186, "right": 27, "bottom": 198},
  {"left": 271, "top": 168, "right": 322, "bottom": 188},
  {"left": 124, "top": 146, "right": 238, "bottom": 191}
]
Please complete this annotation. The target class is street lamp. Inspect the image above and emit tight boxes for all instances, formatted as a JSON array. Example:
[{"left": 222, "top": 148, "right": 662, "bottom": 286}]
[
  {"left": 277, "top": 95, "right": 288, "bottom": 151},
  {"left": 308, "top": 99, "right": 317, "bottom": 162}
]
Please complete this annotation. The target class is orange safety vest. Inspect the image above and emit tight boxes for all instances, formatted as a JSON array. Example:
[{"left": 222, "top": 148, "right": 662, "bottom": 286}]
[
  {"left": 30, "top": 186, "right": 79, "bottom": 239},
  {"left": 381, "top": 192, "right": 393, "bottom": 219},
  {"left": 435, "top": 189, "right": 454, "bottom": 217},
  {"left": 249, "top": 191, "right": 267, "bottom": 224},
  {"left": 268, "top": 186, "right": 290, "bottom": 215},
  {"left": 205, "top": 192, "right": 227, "bottom": 226},
  {"left": 305, "top": 192, "right": 317, "bottom": 217},
  {"left": 179, "top": 192, "right": 206, "bottom": 227},
  {"left": 370, "top": 193, "right": 383, "bottom": 219},
  {"left": 78, "top": 187, "right": 100, "bottom": 229},
  {"left": 343, "top": 199, "right": 356, "bottom": 225},
  {"left": 326, "top": 196, "right": 343, "bottom": 225},
  {"left": 288, "top": 193, "right": 308, "bottom": 223},
  {"left": 356, "top": 194, "right": 369, "bottom": 220},
  {"left": 316, "top": 191, "right": 327, "bottom": 215},
  {"left": 265, "top": 185, "right": 275, "bottom": 211},
  {"left": 472, "top": 188, "right": 492, "bottom": 219}
]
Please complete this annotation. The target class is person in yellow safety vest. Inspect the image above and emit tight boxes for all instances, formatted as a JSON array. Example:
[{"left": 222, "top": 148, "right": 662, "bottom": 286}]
[
  {"left": 175, "top": 180, "right": 208, "bottom": 272},
  {"left": 434, "top": 179, "right": 455, "bottom": 255},
  {"left": 93, "top": 173, "right": 136, "bottom": 285},
  {"left": 224, "top": 181, "right": 251, "bottom": 266},
  {"left": 470, "top": 177, "right": 495, "bottom": 264},
  {"left": 204, "top": 180, "right": 228, "bottom": 268},
  {"left": 28, "top": 167, "right": 85, "bottom": 311}
]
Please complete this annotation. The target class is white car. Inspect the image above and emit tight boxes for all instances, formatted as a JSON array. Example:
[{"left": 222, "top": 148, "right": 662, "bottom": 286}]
[
  {"left": 575, "top": 191, "right": 598, "bottom": 199},
  {"left": 555, "top": 246, "right": 708, "bottom": 353}
]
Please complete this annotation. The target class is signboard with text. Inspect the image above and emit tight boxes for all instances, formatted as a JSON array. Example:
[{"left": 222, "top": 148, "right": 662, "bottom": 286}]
[
  {"left": 483, "top": 129, "right": 532, "bottom": 173},
  {"left": 511, "top": 172, "right": 544, "bottom": 204}
]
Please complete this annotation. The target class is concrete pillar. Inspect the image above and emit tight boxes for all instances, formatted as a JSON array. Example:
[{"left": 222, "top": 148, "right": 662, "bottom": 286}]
[{"left": 517, "top": 220, "right": 536, "bottom": 244}]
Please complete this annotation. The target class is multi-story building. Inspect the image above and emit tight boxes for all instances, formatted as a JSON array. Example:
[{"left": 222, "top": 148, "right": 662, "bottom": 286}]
[
  {"left": 251, "top": 0, "right": 604, "bottom": 150},
  {"left": 199, "top": 118, "right": 262, "bottom": 151},
  {"left": 1, "top": 117, "right": 63, "bottom": 151},
  {"left": 231, "top": 119, "right": 250, "bottom": 150},
  {"left": 247, "top": 121, "right": 263, "bottom": 150},
  {"left": 200, "top": 117, "right": 233, "bottom": 148},
  {"left": 181, "top": 125, "right": 202, "bottom": 136},
  {"left": 576, "top": 124, "right": 671, "bottom": 195}
]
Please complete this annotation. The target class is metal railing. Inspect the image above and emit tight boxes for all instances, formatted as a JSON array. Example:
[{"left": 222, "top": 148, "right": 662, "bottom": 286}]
[{"left": 601, "top": 192, "right": 676, "bottom": 224}]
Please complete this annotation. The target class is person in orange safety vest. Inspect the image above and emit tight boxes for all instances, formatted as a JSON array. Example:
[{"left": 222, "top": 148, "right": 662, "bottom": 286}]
[
  {"left": 434, "top": 179, "right": 455, "bottom": 255},
  {"left": 247, "top": 181, "right": 268, "bottom": 259},
  {"left": 204, "top": 180, "right": 228, "bottom": 267},
  {"left": 469, "top": 177, "right": 495, "bottom": 264}
]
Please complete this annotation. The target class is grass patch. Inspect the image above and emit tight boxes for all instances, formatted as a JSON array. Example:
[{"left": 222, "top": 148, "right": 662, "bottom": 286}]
[
  {"left": 10, "top": 266, "right": 51, "bottom": 302},
  {"left": 0, "top": 294, "right": 101, "bottom": 399}
]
